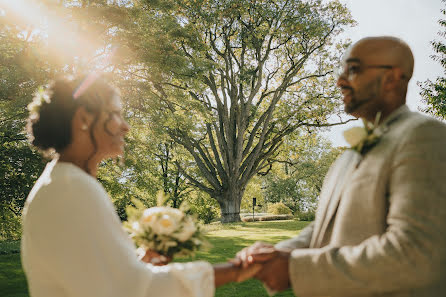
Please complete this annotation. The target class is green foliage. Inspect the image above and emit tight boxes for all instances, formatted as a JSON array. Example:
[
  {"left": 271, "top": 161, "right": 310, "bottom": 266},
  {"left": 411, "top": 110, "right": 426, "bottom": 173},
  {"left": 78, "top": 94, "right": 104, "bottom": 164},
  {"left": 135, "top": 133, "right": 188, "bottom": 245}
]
[
  {"left": 0, "top": 240, "right": 21, "bottom": 255},
  {"left": 295, "top": 210, "right": 316, "bottom": 221},
  {"left": 262, "top": 134, "right": 342, "bottom": 213},
  {"left": 241, "top": 176, "right": 266, "bottom": 213},
  {"left": 0, "top": 211, "right": 22, "bottom": 241},
  {"left": 0, "top": 0, "right": 355, "bottom": 236},
  {"left": 267, "top": 202, "right": 292, "bottom": 215},
  {"left": 0, "top": 15, "right": 49, "bottom": 238},
  {"left": 419, "top": 1, "right": 446, "bottom": 119},
  {"left": 101, "top": 0, "right": 355, "bottom": 221},
  {"left": 187, "top": 192, "right": 220, "bottom": 224}
]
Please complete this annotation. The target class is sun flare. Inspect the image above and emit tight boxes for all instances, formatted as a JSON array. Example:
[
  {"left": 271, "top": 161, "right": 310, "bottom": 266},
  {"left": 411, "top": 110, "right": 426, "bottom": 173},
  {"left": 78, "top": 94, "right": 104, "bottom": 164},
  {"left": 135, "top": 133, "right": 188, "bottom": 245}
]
[{"left": 0, "top": 0, "right": 107, "bottom": 67}]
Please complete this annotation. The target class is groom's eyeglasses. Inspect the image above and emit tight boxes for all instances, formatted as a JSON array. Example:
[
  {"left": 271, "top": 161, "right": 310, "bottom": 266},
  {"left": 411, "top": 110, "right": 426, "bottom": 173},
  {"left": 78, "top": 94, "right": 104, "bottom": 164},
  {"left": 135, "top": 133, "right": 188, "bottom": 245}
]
[{"left": 335, "top": 62, "right": 395, "bottom": 80}]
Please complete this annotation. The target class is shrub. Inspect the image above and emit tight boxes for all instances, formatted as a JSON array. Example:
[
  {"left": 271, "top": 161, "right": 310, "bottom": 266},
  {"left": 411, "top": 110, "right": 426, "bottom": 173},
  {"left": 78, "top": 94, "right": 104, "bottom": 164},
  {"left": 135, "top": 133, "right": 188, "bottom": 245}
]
[
  {"left": 267, "top": 202, "right": 292, "bottom": 215},
  {"left": 0, "top": 240, "right": 21, "bottom": 255},
  {"left": 188, "top": 193, "right": 220, "bottom": 224},
  {"left": 0, "top": 210, "right": 22, "bottom": 241},
  {"left": 295, "top": 210, "right": 315, "bottom": 221}
]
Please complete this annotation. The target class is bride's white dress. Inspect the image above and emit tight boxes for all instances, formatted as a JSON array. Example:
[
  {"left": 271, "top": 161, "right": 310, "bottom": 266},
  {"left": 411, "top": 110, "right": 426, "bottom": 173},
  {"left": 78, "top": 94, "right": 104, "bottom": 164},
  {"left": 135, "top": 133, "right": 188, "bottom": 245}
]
[{"left": 21, "top": 160, "right": 214, "bottom": 297}]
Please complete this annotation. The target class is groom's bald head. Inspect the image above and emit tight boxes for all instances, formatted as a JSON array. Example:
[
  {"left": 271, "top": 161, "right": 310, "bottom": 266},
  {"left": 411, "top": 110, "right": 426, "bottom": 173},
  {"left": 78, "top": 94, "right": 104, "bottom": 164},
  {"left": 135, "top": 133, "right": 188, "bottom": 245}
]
[{"left": 347, "top": 36, "right": 414, "bottom": 82}]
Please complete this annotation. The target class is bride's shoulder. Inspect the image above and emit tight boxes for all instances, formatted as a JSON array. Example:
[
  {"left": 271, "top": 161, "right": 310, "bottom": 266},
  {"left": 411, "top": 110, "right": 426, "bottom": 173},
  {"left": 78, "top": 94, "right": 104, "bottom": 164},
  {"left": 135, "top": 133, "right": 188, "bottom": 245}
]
[{"left": 25, "top": 161, "right": 106, "bottom": 212}]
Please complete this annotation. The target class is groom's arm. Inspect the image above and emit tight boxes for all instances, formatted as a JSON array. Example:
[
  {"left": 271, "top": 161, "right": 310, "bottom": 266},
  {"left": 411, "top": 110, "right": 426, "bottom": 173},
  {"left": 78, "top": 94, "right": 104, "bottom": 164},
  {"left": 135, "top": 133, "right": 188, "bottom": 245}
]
[{"left": 274, "top": 221, "right": 314, "bottom": 251}]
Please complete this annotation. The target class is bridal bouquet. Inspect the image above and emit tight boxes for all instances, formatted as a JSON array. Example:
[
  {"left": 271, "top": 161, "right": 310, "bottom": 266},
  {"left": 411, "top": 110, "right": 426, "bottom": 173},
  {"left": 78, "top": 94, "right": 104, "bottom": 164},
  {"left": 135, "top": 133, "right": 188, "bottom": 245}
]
[{"left": 124, "top": 197, "right": 210, "bottom": 259}]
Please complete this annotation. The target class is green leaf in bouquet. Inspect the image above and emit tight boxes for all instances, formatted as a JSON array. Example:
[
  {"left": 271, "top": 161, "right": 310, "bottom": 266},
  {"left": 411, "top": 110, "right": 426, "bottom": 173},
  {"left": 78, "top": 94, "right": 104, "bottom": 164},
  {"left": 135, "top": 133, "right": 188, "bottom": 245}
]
[
  {"left": 125, "top": 197, "right": 147, "bottom": 221},
  {"left": 179, "top": 201, "right": 190, "bottom": 213},
  {"left": 156, "top": 190, "right": 170, "bottom": 206}
]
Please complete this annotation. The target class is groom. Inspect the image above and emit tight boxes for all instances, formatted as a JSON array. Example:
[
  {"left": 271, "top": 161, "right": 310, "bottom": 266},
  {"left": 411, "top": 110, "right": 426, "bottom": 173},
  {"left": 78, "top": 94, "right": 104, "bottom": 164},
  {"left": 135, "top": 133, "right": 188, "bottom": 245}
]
[{"left": 235, "top": 36, "right": 446, "bottom": 296}]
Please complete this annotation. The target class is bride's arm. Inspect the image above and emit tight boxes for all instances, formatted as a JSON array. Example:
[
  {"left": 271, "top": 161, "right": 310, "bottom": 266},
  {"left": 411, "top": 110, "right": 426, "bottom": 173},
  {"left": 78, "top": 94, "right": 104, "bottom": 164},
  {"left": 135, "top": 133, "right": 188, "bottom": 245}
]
[{"left": 213, "top": 262, "right": 262, "bottom": 287}]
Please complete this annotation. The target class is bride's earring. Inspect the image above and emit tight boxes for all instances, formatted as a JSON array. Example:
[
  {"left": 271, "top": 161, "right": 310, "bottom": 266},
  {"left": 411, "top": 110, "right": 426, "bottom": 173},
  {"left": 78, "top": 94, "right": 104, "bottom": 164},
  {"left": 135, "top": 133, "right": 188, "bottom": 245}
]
[{"left": 81, "top": 124, "right": 88, "bottom": 131}]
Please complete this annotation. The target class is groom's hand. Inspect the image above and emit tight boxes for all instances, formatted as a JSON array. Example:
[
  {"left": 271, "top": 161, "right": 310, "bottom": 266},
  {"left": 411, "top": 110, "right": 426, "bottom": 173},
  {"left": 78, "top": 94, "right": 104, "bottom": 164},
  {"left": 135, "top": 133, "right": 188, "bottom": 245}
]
[
  {"left": 233, "top": 242, "right": 291, "bottom": 292},
  {"left": 255, "top": 250, "right": 291, "bottom": 292},
  {"left": 233, "top": 241, "right": 276, "bottom": 268}
]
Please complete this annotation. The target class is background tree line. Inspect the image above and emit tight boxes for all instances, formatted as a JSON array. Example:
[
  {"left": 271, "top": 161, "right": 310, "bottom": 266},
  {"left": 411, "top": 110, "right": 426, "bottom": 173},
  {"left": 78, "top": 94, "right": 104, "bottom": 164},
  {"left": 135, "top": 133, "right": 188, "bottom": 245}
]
[{"left": 1, "top": 0, "right": 393, "bottom": 239}]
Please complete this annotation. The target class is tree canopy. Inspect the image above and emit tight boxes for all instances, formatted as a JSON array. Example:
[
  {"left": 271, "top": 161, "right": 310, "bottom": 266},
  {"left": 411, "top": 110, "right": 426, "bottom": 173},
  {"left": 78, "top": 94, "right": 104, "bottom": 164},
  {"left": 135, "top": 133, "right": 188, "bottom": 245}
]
[
  {"left": 108, "top": 0, "right": 354, "bottom": 222},
  {"left": 0, "top": 0, "right": 355, "bottom": 229},
  {"left": 419, "top": 0, "right": 446, "bottom": 119}
]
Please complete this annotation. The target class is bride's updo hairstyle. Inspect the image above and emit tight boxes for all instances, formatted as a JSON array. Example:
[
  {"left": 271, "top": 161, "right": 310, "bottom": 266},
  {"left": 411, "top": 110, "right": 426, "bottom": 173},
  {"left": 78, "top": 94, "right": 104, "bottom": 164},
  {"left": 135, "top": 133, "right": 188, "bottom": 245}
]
[{"left": 27, "top": 76, "right": 118, "bottom": 155}]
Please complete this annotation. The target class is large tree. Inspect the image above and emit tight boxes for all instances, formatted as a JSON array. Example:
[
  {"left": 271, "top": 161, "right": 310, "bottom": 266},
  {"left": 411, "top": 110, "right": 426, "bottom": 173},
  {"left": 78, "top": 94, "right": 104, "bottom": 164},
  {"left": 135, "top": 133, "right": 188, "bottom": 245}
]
[
  {"left": 419, "top": 0, "right": 446, "bottom": 119},
  {"left": 106, "top": 0, "right": 355, "bottom": 222}
]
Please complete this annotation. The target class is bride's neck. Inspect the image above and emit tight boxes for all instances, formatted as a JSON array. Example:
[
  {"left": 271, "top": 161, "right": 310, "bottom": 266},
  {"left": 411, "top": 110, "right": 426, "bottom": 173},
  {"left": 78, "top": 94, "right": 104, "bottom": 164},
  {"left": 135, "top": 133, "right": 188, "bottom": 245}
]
[{"left": 59, "top": 153, "right": 99, "bottom": 177}]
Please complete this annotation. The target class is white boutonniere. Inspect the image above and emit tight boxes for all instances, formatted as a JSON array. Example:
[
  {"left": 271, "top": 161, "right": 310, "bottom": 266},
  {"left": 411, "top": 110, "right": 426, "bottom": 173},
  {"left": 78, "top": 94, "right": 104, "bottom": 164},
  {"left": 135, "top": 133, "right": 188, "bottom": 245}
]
[{"left": 343, "top": 112, "right": 382, "bottom": 155}]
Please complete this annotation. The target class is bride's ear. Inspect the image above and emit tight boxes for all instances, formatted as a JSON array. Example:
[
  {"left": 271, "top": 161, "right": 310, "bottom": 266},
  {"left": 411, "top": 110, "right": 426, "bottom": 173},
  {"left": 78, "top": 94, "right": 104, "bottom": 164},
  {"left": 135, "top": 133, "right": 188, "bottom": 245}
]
[{"left": 72, "top": 106, "right": 94, "bottom": 132}]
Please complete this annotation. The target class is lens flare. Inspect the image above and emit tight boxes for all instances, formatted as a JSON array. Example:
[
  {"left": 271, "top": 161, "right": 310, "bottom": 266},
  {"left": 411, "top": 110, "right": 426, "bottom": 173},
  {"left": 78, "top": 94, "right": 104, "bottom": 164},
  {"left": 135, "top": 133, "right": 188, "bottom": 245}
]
[{"left": 0, "top": 0, "right": 109, "bottom": 66}]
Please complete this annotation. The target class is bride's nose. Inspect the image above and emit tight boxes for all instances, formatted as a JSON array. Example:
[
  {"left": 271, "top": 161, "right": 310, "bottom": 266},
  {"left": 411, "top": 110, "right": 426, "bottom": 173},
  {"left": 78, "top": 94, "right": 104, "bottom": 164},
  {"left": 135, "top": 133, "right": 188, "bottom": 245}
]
[{"left": 121, "top": 120, "right": 130, "bottom": 134}]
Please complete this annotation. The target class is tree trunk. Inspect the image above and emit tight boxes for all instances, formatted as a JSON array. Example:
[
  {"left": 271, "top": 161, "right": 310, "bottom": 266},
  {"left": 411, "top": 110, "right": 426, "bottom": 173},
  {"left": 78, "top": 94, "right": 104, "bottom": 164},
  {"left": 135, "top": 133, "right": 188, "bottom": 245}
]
[{"left": 218, "top": 188, "right": 243, "bottom": 223}]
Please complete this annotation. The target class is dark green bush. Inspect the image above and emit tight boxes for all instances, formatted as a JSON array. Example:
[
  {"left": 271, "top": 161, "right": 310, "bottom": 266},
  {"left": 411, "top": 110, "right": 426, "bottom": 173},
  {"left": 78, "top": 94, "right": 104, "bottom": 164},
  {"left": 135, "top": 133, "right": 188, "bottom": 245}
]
[
  {"left": 188, "top": 193, "right": 220, "bottom": 224},
  {"left": 0, "top": 240, "right": 21, "bottom": 255},
  {"left": 295, "top": 210, "right": 315, "bottom": 221}
]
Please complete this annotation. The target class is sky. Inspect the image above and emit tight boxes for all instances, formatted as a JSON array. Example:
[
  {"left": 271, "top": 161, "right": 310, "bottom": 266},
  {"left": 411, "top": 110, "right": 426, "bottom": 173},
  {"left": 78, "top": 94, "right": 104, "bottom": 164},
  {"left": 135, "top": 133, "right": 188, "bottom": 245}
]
[{"left": 324, "top": 0, "right": 445, "bottom": 146}]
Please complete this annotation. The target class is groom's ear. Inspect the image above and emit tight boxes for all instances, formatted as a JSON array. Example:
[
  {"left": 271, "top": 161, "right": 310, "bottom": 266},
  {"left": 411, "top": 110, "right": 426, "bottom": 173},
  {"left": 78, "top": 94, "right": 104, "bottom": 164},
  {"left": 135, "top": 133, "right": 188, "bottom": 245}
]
[{"left": 382, "top": 67, "right": 404, "bottom": 91}]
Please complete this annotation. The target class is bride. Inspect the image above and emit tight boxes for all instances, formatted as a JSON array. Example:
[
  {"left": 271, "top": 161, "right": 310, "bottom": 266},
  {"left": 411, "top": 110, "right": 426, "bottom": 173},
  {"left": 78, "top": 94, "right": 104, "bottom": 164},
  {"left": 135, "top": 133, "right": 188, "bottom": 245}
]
[{"left": 21, "top": 76, "right": 260, "bottom": 297}]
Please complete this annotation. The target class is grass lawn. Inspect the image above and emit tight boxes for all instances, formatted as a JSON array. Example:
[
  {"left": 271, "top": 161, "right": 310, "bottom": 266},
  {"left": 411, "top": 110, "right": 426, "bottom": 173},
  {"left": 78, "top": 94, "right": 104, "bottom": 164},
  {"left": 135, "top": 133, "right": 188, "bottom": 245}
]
[{"left": 0, "top": 220, "right": 310, "bottom": 297}]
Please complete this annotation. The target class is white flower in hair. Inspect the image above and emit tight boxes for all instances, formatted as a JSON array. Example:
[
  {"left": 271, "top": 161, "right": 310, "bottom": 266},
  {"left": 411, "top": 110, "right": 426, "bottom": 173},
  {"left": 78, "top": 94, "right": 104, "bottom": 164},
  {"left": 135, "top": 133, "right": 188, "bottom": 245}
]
[{"left": 27, "top": 86, "right": 51, "bottom": 118}]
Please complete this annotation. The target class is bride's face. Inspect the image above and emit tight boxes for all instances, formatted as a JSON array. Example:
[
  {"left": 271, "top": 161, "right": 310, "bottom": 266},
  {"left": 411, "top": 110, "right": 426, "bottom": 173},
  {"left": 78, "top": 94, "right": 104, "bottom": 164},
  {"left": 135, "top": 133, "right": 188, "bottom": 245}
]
[{"left": 93, "top": 94, "right": 129, "bottom": 159}]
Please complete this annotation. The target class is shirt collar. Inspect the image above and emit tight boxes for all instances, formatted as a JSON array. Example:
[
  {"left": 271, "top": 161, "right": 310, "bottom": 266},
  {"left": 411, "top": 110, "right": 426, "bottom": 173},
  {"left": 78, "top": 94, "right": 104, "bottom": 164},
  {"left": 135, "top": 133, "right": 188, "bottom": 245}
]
[{"left": 375, "top": 104, "right": 410, "bottom": 134}]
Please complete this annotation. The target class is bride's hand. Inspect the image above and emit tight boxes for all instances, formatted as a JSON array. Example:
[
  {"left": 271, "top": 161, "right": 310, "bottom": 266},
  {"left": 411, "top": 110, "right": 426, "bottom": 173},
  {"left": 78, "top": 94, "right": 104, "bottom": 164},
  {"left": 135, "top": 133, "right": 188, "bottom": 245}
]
[{"left": 140, "top": 250, "right": 172, "bottom": 266}]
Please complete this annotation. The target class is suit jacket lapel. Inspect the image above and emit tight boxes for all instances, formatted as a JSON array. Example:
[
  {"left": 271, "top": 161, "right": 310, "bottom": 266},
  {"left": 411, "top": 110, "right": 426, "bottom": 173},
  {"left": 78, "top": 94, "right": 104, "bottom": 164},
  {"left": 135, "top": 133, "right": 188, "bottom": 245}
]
[{"left": 311, "top": 150, "right": 362, "bottom": 248}]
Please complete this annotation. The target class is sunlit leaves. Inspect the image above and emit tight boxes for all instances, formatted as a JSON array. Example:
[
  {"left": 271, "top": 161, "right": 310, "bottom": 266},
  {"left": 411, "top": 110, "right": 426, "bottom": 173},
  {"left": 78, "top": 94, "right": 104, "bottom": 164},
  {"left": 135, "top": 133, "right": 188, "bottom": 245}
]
[{"left": 419, "top": 3, "right": 446, "bottom": 119}]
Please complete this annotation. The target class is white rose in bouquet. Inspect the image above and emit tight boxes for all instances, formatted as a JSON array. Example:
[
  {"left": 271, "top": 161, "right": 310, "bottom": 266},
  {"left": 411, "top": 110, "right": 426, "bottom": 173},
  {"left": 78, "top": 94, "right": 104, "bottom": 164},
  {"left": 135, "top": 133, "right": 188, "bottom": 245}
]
[
  {"left": 174, "top": 216, "right": 197, "bottom": 242},
  {"left": 124, "top": 199, "right": 210, "bottom": 259}
]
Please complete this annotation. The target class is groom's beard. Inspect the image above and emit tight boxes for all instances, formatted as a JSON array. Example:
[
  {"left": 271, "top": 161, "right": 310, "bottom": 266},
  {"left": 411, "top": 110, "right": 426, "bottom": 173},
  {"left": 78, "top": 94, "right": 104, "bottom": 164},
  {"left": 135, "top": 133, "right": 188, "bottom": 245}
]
[
  {"left": 344, "top": 77, "right": 381, "bottom": 115},
  {"left": 344, "top": 93, "right": 373, "bottom": 114}
]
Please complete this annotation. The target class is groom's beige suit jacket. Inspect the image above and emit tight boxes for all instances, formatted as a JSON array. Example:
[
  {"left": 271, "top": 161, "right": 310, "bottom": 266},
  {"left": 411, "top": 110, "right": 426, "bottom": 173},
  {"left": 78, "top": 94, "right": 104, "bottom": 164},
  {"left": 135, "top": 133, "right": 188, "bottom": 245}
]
[{"left": 276, "top": 105, "right": 446, "bottom": 297}]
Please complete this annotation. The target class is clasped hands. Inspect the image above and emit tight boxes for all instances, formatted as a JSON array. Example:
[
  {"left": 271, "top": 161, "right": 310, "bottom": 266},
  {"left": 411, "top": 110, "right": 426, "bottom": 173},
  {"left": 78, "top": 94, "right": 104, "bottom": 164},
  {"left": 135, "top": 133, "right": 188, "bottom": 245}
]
[
  {"left": 140, "top": 242, "right": 291, "bottom": 291},
  {"left": 231, "top": 241, "right": 291, "bottom": 292}
]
